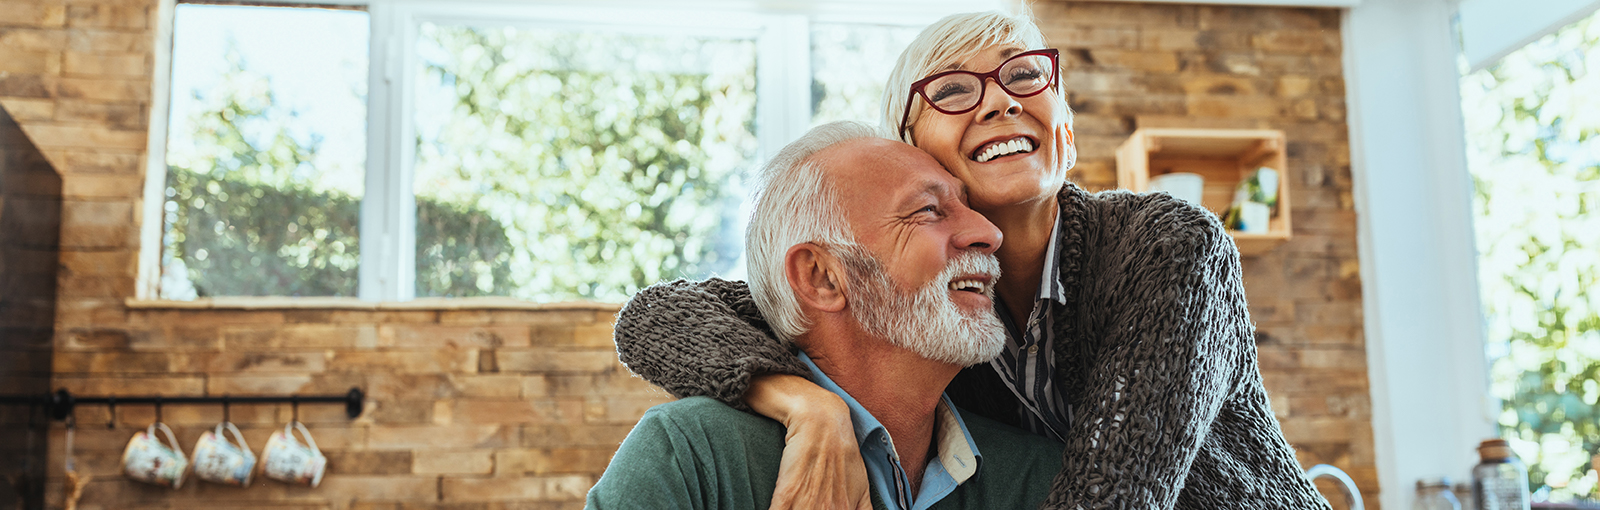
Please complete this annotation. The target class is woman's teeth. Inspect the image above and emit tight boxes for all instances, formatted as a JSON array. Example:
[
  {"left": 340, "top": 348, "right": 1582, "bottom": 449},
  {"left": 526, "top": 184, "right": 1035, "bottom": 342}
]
[{"left": 973, "top": 137, "right": 1035, "bottom": 163}]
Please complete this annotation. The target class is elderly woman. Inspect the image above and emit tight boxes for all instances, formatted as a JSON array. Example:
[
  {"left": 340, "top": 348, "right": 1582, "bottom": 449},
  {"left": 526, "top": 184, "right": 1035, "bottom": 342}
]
[{"left": 614, "top": 9, "right": 1328, "bottom": 510}]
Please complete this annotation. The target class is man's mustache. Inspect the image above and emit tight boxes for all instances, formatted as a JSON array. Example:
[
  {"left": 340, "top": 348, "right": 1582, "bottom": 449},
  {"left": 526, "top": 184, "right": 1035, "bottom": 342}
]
[{"left": 931, "top": 252, "right": 1002, "bottom": 299}]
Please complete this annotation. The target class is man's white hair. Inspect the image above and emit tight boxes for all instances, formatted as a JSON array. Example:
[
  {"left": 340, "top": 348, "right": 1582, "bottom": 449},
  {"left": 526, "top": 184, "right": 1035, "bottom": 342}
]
[
  {"left": 746, "top": 121, "right": 886, "bottom": 344},
  {"left": 881, "top": 8, "right": 1072, "bottom": 143}
]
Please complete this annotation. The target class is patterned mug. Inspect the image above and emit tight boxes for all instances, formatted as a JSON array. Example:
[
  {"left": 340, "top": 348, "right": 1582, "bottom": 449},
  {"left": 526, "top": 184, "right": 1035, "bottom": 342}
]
[
  {"left": 122, "top": 422, "right": 188, "bottom": 488},
  {"left": 191, "top": 422, "right": 255, "bottom": 486},
  {"left": 261, "top": 421, "right": 325, "bottom": 487}
]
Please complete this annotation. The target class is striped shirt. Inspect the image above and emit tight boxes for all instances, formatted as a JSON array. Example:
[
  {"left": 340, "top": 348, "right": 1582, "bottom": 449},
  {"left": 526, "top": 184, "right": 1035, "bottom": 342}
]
[{"left": 988, "top": 210, "right": 1072, "bottom": 442}]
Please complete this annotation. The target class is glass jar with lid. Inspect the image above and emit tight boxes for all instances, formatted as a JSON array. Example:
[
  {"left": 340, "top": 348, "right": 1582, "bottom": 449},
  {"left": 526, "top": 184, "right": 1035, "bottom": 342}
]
[
  {"left": 1415, "top": 477, "right": 1461, "bottom": 510},
  {"left": 1471, "top": 439, "right": 1531, "bottom": 510}
]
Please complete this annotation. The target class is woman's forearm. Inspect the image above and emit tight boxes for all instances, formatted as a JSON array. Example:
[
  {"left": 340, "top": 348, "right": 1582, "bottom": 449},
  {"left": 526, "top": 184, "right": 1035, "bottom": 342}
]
[
  {"left": 612, "top": 278, "right": 810, "bottom": 409},
  {"left": 745, "top": 374, "right": 847, "bottom": 426}
]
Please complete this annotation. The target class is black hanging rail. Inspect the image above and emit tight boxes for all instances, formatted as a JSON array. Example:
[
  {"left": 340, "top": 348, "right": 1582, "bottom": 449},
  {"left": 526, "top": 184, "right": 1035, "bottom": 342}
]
[{"left": 0, "top": 388, "right": 364, "bottom": 421}]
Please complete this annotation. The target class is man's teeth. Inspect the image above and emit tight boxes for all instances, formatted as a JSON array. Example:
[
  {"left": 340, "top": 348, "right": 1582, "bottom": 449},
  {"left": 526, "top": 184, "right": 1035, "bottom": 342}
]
[
  {"left": 974, "top": 137, "right": 1034, "bottom": 163},
  {"left": 950, "top": 280, "right": 987, "bottom": 293}
]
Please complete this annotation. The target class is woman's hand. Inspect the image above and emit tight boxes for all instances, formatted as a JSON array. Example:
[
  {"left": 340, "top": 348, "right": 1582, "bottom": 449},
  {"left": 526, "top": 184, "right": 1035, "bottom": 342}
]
[{"left": 745, "top": 374, "right": 871, "bottom": 510}]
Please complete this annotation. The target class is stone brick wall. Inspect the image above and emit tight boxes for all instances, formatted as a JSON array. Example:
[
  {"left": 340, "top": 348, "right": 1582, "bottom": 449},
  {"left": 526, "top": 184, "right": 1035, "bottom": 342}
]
[
  {"left": 0, "top": 0, "right": 1374, "bottom": 508},
  {"left": 45, "top": 303, "right": 667, "bottom": 509}
]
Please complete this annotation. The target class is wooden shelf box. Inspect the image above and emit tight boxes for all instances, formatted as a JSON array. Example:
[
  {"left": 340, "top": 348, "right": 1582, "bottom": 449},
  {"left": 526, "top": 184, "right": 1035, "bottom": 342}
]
[{"left": 1114, "top": 128, "right": 1292, "bottom": 256}]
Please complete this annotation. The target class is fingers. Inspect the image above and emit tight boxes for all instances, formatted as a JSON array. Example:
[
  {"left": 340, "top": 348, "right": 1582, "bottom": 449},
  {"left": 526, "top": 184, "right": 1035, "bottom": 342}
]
[{"left": 769, "top": 410, "right": 868, "bottom": 510}]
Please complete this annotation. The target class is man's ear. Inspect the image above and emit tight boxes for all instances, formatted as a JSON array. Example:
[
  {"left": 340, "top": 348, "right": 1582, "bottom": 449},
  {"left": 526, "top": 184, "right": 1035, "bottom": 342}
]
[{"left": 784, "top": 243, "right": 848, "bottom": 313}]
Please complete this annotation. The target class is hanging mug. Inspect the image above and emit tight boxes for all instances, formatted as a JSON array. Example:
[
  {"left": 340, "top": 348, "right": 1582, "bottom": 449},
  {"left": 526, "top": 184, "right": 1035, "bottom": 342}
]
[
  {"left": 261, "top": 421, "right": 325, "bottom": 487},
  {"left": 191, "top": 422, "right": 255, "bottom": 486},
  {"left": 122, "top": 422, "right": 187, "bottom": 488}
]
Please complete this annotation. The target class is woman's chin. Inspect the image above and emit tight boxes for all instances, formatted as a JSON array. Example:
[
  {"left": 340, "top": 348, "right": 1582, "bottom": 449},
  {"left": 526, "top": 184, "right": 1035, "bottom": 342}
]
[
  {"left": 969, "top": 184, "right": 1059, "bottom": 214},
  {"left": 962, "top": 162, "right": 1064, "bottom": 210}
]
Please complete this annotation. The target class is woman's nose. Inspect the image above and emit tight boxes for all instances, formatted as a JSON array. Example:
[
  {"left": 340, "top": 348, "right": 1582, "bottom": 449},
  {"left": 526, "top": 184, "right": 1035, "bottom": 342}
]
[{"left": 979, "top": 79, "right": 1022, "bottom": 122}]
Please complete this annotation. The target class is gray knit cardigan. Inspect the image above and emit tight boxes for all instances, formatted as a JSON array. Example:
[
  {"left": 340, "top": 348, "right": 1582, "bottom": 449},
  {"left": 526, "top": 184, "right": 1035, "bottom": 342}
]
[{"left": 613, "top": 182, "right": 1331, "bottom": 510}]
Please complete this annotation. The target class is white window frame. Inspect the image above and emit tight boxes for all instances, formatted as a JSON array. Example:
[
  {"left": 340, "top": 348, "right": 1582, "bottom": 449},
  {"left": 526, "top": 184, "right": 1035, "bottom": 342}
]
[
  {"left": 361, "top": 2, "right": 812, "bottom": 301},
  {"left": 142, "top": 0, "right": 980, "bottom": 302}
]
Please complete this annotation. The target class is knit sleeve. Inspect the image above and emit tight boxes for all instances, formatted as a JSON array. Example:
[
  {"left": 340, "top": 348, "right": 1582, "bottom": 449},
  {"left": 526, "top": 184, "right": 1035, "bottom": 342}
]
[
  {"left": 612, "top": 278, "right": 811, "bottom": 411},
  {"left": 1042, "top": 192, "right": 1259, "bottom": 510}
]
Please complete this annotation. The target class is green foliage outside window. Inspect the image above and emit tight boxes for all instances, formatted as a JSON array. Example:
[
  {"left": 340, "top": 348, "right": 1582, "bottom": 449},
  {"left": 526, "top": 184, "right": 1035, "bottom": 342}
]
[
  {"left": 1462, "top": 11, "right": 1600, "bottom": 499},
  {"left": 162, "top": 49, "right": 361, "bottom": 297},
  {"left": 413, "top": 25, "right": 756, "bottom": 302},
  {"left": 163, "top": 49, "right": 515, "bottom": 298}
]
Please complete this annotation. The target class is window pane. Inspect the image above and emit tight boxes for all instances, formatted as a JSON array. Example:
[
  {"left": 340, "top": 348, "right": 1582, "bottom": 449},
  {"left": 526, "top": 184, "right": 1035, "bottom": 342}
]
[
  {"left": 1462, "top": 10, "right": 1600, "bottom": 499},
  {"left": 810, "top": 23, "right": 921, "bottom": 128},
  {"left": 161, "top": 4, "right": 368, "bottom": 299},
  {"left": 414, "top": 23, "right": 757, "bottom": 302}
]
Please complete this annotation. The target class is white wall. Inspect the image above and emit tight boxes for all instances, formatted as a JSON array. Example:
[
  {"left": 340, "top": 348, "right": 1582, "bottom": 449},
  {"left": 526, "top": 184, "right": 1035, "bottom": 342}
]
[{"left": 1342, "top": 0, "right": 1496, "bottom": 508}]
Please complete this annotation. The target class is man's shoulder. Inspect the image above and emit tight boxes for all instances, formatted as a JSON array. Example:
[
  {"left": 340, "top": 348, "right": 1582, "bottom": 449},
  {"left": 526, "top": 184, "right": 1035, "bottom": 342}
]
[
  {"left": 649, "top": 395, "right": 761, "bottom": 417},
  {"left": 935, "top": 407, "right": 1063, "bottom": 510},
  {"left": 956, "top": 407, "right": 1063, "bottom": 463},
  {"left": 586, "top": 397, "right": 788, "bottom": 510},
  {"left": 638, "top": 396, "right": 787, "bottom": 442}
]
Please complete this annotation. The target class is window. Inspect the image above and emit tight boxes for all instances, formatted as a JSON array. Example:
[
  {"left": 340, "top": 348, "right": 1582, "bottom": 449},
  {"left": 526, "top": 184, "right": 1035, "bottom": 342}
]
[
  {"left": 160, "top": 4, "right": 369, "bottom": 299},
  {"left": 1462, "top": 9, "right": 1600, "bottom": 501},
  {"left": 153, "top": 1, "right": 935, "bottom": 303},
  {"left": 809, "top": 23, "right": 921, "bottom": 127},
  {"left": 411, "top": 22, "right": 758, "bottom": 302}
]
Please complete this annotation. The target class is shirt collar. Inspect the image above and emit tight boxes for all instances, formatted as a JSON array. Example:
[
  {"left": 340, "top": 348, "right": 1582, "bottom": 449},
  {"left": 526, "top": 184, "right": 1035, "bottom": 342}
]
[{"left": 797, "top": 352, "right": 983, "bottom": 485}]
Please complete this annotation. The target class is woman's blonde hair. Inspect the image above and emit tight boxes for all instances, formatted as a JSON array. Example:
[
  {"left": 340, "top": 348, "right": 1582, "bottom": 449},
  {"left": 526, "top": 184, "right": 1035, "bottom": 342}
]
[{"left": 881, "top": 9, "right": 1072, "bottom": 143}]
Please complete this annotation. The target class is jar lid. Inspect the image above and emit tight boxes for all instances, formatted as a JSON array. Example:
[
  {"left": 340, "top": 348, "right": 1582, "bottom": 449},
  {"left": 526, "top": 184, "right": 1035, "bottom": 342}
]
[
  {"left": 1478, "top": 438, "right": 1514, "bottom": 460},
  {"left": 1417, "top": 477, "right": 1453, "bottom": 489}
]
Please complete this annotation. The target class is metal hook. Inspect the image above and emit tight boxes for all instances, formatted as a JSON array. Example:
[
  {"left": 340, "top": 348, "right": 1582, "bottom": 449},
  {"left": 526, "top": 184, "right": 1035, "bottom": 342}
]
[
  {"left": 291, "top": 395, "right": 300, "bottom": 423},
  {"left": 222, "top": 395, "right": 231, "bottom": 423},
  {"left": 154, "top": 396, "right": 163, "bottom": 424},
  {"left": 106, "top": 397, "right": 116, "bottom": 429}
]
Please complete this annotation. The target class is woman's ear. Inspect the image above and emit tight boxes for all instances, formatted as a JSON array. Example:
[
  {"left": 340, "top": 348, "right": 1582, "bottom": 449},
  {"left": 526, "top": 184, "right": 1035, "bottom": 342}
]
[
  {"left": 1058, "top": 119, "right": 1077, "bottom": 171},
  {"left": 784, "top": 243, "right": 848, "bottom": 314}
]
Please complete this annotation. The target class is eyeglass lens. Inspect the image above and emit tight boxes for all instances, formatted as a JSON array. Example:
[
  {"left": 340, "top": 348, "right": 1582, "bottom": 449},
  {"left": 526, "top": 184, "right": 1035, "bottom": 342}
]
[{"left": 924, "top": 54, "right": 1055, "bottom": 113}]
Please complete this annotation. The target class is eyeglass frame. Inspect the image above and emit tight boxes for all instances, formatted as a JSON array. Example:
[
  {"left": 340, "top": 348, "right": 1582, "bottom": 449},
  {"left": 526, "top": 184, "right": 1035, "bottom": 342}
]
[{"left": 897, "top": 48, "right": 1062, "bottom": 140}]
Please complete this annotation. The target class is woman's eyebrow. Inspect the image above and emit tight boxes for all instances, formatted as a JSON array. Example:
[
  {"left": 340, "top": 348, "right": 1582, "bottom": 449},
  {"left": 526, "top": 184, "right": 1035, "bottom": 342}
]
[{"left": 940, "top": 47, "right": 1026, "bottom": 72}]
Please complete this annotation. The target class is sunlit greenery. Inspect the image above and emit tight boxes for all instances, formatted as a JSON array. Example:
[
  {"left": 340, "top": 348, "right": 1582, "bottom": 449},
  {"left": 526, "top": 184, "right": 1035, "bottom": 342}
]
[
  {"left": 162, "top": 48, "right": 361, "bottom": 297},
  {"left": 413, "top": 24, "right": 757, "bottom": 302},
  {"left": 1462, "top": 10, "right": 1600, "bottom": 499},
  {"left": 809, "top": 23, "right": 920, "bottom": 128},
  {"left": 163, "top": 48, "right": 514, "bottom": 298}
]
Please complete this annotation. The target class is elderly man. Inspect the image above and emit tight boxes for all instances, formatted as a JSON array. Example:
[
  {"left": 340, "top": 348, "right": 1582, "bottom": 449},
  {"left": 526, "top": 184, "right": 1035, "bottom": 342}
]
[{"left": 586, "top": 121, "right": 1063, "bottom": 510}]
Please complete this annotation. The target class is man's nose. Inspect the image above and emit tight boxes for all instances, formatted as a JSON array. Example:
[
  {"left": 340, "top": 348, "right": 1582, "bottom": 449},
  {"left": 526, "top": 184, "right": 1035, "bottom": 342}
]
[{"left": 951, "top": 207, "right": 1002, "bottom": 255}]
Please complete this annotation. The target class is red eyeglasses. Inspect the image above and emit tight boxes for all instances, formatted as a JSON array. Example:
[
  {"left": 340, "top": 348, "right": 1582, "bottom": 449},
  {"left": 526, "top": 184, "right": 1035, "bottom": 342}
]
[{"left": 898, "top": 49, "right": 1061, "bottom": 140}]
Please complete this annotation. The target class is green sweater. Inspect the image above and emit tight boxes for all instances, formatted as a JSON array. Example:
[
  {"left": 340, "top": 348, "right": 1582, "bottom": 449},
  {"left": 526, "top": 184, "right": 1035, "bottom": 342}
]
[{"left": 586, "top": 396, "right": 1064, "bottom": 510}]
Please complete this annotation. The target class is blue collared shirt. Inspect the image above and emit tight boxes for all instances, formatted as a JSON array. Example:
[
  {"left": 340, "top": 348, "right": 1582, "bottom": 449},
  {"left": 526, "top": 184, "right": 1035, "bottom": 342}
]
[{"left": 798, "top": 353, "right": 983, "bottom": 510}]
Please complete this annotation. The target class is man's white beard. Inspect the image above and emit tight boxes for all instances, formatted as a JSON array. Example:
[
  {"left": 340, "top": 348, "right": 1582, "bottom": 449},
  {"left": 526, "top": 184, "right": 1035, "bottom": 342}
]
[{"left": 841, "top": 248, "right": 1007, "bottom": 367}]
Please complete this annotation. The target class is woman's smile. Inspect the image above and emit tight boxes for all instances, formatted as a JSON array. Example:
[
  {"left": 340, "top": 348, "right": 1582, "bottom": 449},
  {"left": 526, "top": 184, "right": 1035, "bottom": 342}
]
[{"left": 969, "top": 135, "right": 1038, "bottom": 163}]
